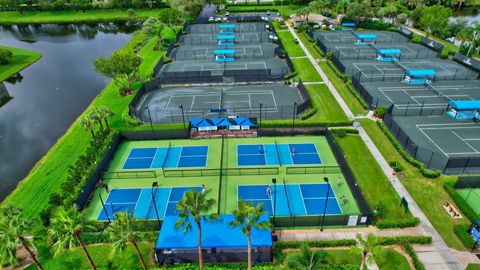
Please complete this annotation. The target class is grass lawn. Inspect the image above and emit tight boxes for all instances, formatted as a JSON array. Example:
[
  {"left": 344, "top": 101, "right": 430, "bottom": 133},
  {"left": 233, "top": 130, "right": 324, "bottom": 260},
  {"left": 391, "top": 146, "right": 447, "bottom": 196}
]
[
  {"left": 0, "top": 9, "right": 166, "bottom": 24},
  {"left": 304, "top": 84, "right": 349, "bottom": 123},
  {"left": 323, "top": 249, "right": 361, "bottom": 265},
  {"left": 297, "top": 31, "right": 323, "bottom": 59},
  {"left": 291, "top": 58, "right": 322, "bottom": 82},
  {"left": 317, "top": 61, "right": 368, "bottom": 116},
  {"left": 374, "top": 248, "right": 410, "bottom": 270},
  {"left": 25, "top": 242, "right": 155, "bottom": 269},
  {"left": 0, "top": 45, "right": 41, "bottom": 82},
  {"left": 467, "top": 264, "right": 480, "bottom": 270},
  {"left": 335, "top": 133, "right": 412, "bottom": 220},
  {"left": 359, "top": 119, "right": 470, "bottom": 250},
  {"left": 1, "top": 36, "right": 166, "bottom": 218},
  {"left": 276, "top": 31, "right": 306, "bottom": 57}
]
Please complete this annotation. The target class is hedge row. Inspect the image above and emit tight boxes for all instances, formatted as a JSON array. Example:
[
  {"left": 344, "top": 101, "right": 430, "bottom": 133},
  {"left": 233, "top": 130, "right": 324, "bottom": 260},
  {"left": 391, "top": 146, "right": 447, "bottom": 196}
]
[
  {"left": 325, "top": 61, "right": 368, "bottom": 110},
  {"left": 402, "top": 242, "right": 426, "bottom": 270},
  {"left": 331, "top": 128, "right": 359, "bottom": 135},
  {"left": 444, "top": 182, "right": 480, "bottom": 222},
  {"left": 375, "top": 217, "right": 421, "bottom": 229},
  {"left": 276, "top": 239, "right": 356, "bottom": 249},
  {"left": 376, "top": 121, "right": 441, "bottom": 178},
  {"left": 376, "top": 236, "right": 432, "bottom": 245},
  {"left": 81, "top": 231, "right": 159, "bottom": 245},
  {"left": 261, "top": 119, "right": 353, "bottom": 127},
  {"left": 454, "top": 224, "right": 476, "bottom": 249}
]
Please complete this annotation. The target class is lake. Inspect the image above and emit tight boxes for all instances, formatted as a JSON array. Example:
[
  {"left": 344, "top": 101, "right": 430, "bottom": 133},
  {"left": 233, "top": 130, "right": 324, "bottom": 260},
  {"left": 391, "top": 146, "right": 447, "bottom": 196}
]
[{"left": 0, "top": 22, "right": 140, "bottom": 201}]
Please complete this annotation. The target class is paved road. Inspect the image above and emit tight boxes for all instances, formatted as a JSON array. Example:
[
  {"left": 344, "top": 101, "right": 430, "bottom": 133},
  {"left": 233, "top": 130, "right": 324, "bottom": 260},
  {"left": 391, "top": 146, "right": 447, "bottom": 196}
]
[{"left": 287, "top": 23, "right": 477, "bottom": 270}]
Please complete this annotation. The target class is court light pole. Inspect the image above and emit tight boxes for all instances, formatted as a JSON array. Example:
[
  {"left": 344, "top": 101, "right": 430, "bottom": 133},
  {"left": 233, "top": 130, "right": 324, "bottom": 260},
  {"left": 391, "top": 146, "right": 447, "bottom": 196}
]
[
  {"left": 179, "top": 105, "right": 186, "bottom": 131},
  {"left": 151, "top": 182, "right": 161, "bottom": 229},
  {"left": 320, "top": 177, "right": 330, "bottom": 231},
  {"left": 272, "top": 178, "right": 277, "bottom": 232},
  {"left": 145, "top": 106, "right": 154, "bottom": 132},
  {"left": 98, "top": 186, "right": 111, "bottom": 223},
  {"left": 292, "top": 102, "right": 297, "bottom": 135},
  {"left": 259, "top": 103, "right": 263, "bottom": 132}
]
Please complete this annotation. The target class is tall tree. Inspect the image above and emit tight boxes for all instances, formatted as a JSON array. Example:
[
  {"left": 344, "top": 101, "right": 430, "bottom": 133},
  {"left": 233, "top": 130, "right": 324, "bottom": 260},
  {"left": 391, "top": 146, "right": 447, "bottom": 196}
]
[
  {"left": 350, "top": 233, "right": 382, "bottom": 270},
  {"left": 80, "top": 115, "right": 96, "bottom": 137},
  {"left": 229, "top": 201, "right": 270, "bottom": 270},
  {"left": 345, "top": 0, "right": 373, "bottom": 26},
  {"left": 94, "top": 51, "right": 142, "bottom": 95},
  {"left": 285, "top": 244, "right": 328, "bottom": 270},
  {"left": 0, "top": 206, "right": 43, "bottom": 269},
  {"left": 96, "top": 106, "right": 114, "bottom": 130},
  {"left": 105, "top": 210, "right": 147, "bottom": 270},
  {"left": 175, "top": 189, "right": 220, "bottom": 270},
  {"left": 417, "top": 5, "right": 453, "bottom": 38},
  {"left": 89, "top": 109, "right": 104, "bottom": 130},
  {"left": 48, "top": 206, "right": 98, "bottom": 270}
]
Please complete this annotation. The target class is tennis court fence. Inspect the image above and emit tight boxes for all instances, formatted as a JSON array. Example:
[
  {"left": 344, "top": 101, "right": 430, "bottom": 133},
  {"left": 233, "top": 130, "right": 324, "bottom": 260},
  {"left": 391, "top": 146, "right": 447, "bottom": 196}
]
[
  {"left": 163, "top": 167, "right": 280, "bottom": 178},
  {"left": 351, "top": 68, "right": 479, "bottom": 83},
  {"left": 453, "top": 52, "right": 480, "bottom": 76},
  {"left": 420, "top": 36, "right": 444, "bottom": 54},
  {"left": 396, "top": 26, "right": 414, "bottom": 39},
  {"left": 328, "top": 47, "right": 437, "bottom": 61}
]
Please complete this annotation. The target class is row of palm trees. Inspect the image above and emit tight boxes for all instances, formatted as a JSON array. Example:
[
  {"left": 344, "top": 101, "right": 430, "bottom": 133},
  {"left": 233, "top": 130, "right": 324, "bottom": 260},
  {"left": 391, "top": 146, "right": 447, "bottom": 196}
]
[{"left": 79, "top": 106, "right": 114, "bottom": 138}]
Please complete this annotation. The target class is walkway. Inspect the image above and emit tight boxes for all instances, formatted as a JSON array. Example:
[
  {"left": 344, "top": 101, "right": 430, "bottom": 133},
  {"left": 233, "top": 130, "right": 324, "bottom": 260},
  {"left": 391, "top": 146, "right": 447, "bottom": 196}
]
[{"left": 287, "top": 24, "right": 470, "bottom": 270}]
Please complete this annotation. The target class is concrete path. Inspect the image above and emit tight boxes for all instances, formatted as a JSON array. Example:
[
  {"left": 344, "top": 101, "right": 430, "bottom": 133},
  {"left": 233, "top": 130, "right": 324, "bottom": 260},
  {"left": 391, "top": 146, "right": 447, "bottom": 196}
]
[{"left": 286, "top": 24, "right": 472, "bottom": 269}]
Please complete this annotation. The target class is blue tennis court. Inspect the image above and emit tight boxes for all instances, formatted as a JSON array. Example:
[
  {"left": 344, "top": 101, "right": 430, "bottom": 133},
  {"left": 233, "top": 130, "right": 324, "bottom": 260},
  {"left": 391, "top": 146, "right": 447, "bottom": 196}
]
[
  {"left": 237, "top": 143, "right": 322, "bottom": 166},
  {"left": 97, "top": 186, "right": 201, "bottom": 221},
  {"left": 123, "top": 146, "right": 208, "bottom": 169},
  {"left": 237, "top": 183, "right": 341, "bottom": 216}
]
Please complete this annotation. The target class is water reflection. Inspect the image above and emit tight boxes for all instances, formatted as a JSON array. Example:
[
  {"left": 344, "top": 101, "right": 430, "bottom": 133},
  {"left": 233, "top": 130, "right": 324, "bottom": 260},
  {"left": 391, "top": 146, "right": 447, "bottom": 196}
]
[{"left": 0, "top": 22, "right": 140, "bottom": 201}]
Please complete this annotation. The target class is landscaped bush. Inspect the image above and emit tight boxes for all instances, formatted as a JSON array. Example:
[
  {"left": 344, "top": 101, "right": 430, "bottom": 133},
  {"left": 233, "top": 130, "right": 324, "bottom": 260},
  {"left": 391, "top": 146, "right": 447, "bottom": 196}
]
[
  {"left": 374, "top": 107, "right": 386, "bottom": 118},
  {"left": 0, "top": 48, "right": 13, "bottom": 65},
  {"left": 357, "top": 20, "right": 392, "bottom": 30},
  {"left": 444, "top": 182, "right": 480, "bottom": 223},
  {"left": 376, "top": 121, "right": 441, "bottom": 178},
  {"left": 326, "top": 61, "right": 368, "bottom": 110},
  {"left": 389, "top": 161, "right": 404, "bottom": 172},
  {"left": 403, "top": 242, "right": 426, "bottom": 270},
  {"left": 375, "top": 217, "right": 420, "bottom": 229},
  {"left": 454, "top": 224, "right": 476, "bottom": 249},
  {"left": 331, "top": 128, "right": 359, "bottom": 136},
  {"left": 376, "top": 236, "right": 432, "bottom": 245}
]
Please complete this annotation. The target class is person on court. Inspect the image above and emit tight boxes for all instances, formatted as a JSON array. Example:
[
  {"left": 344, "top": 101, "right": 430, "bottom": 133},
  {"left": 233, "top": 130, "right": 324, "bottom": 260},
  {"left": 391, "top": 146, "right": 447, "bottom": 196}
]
[
  {"left": 201, "top": 184, "right": 206, "bottom": 194},
  {"left": 266, "top": 185, "right": 271, "bottom": 198},
  {"left": 291, "top": 146, "right": 296, "bottom": 157}
]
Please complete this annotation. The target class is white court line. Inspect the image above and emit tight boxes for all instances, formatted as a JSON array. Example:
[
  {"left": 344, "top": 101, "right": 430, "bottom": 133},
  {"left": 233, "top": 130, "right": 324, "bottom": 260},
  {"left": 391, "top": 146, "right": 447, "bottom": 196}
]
[
  {"left": 420, "top": 126, "right": 480, "bottom": 130},
  {"left": 417, "top": 127, "right": 449, "bottom": 156},
  {"left": 451, "top": 131, "right": 480, "bottom": 153},
  {"left": 190, "top": 95, "right": 196, "bottom": 112}
]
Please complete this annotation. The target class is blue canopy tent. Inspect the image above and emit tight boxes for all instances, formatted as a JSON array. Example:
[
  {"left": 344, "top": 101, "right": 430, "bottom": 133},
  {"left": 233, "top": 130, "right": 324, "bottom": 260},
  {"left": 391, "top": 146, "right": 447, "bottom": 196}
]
[
  {"left": 209, "top": 118, "right": 233, "bottom": 129},
  {"left": 376, "top": 49, "right": 401, "bottom": 62},
  {"left": 232, "top": 117, "right": 257, "bottom": 130},
  {"left": 214, "top": 49, "right": 235, "bottom": 62},
  {"left": 404, "top": 69, "right": 436, "bottom": 85},
  {"left": 341, "top": 22, "right": 356, "bottom": 28},
  {"left": 447, "top": 100, "right": 480, "bottom": 120},
  {"left": 155, "top": 214, "right": 272, "bottom": 264},
  {"left": 217, "top": 35, "right": 235, "bottom": 46},
  {"left": 355, "top": 34, "right": 377, "bottom": 45},
  {"left": 218, "top": 24, "right": 235, "bottom": 35},
  {"left": 190, "top": 118, "right": 216, "bottom": 131}
]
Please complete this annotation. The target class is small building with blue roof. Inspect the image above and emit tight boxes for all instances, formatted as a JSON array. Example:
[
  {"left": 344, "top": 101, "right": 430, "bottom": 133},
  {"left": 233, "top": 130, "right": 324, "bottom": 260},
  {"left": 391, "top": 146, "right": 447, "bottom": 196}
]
[{"left": 447, "top": 100, "right": 480, "bottom": 120}]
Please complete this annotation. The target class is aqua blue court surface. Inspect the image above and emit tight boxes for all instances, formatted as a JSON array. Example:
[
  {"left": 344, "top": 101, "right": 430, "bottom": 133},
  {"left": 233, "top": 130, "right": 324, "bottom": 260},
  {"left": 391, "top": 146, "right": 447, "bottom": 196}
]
[
  {"left": 123, "top": 146, "right": 208, "bottom": 169},
  {"left": 237, "top": 143, "right": 322, "bottom": 166},
  {"left": 97, "top": 187, "right": 201, "bottom": 221},
  {"left": 238, "top": 184, "right": 342, "bottom": 216}
]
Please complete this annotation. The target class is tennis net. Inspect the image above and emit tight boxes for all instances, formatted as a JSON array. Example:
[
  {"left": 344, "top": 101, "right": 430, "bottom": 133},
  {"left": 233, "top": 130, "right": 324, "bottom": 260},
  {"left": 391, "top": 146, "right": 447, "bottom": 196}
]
[
  {"left": 274, "top": 139, "right": 282, "bottom": 166},
  {"left": 162, "top": 141, "right": 172, "bottom": 169},
  {"left": 282, "top": 178, "right": 293, "bottom": 217},
  {"left": 425, "top": 82, "right": 451, "bottom": 101},
  {"left": 368, "top": 41, "right": 377, "bottom": 50}
]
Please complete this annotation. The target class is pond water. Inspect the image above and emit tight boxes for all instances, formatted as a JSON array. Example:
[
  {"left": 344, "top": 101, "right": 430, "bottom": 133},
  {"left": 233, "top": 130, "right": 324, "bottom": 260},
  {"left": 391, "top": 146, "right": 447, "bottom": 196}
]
[{"left": 0, "top": 22, "right": 140, "bottom": 201}]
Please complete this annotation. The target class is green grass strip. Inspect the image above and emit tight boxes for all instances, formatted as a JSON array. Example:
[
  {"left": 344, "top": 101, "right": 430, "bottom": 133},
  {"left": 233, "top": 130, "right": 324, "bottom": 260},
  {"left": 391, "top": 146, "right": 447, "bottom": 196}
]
[{"left": 0, "top": 45, "right": 42, "bottom": 82}]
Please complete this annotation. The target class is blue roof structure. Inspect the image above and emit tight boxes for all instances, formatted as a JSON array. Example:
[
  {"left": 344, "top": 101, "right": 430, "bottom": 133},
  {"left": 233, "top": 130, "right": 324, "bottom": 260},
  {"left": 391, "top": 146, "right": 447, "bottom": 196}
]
[
  {"left": 448, "top": 100, "right": 480, "bottom": 111},
  {"left": 156, "top": 214, "right": 272, "bottom": 249},
  {"left": 214, "top": 49, "right": 235, "bottom": 55},
  {"left": 378, "top": 49, "right": 401, "bottom": 55},
  {"left": 357, "top": 34, "right": 377, "bottom": 39},
  {"left": 210, "top": 118, "right": 233, "bottom": 127},
  {"left": 217, "top": 35, "right": 235, "bottom": 40},
  {"left": 219, "top": 24, "right": 235, "bottom": 29},
  {"left": 234, "top": 117, "right": 256, "bottom": 126},
  {"left": 341, "top": 22, "right": 356, "bottom": 27},
  {"left": 405, "top": 69, "right": 436, "bottom": 77},
  {"left": 190, "top": 118, "right": 204, "bottom": 128}
]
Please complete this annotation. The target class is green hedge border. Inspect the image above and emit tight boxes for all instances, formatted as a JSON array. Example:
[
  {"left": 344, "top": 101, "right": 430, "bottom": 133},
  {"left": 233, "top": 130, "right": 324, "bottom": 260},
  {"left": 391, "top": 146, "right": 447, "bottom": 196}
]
[
  {"left": 376, "top": 121, "right": 441, "bottom": 178},
  {"left": 325, "top": 61, "right": 368, "bottom": 110},
  {"left": 375, "top": 217, "right": 421, "bottom": 229}
]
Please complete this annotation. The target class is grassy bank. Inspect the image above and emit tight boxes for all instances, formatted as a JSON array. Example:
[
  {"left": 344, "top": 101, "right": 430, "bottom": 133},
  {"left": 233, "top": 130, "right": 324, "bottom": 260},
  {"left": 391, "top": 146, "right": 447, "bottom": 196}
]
[
  {"left": 0, "top": 45, "right": 41, "bottom": 82},
  {"left": 359, "top": 119, "right": 470, "bottom": 250},
  {"left": 0, "top": 9, "right": 165, "bottom": 24},
  {"left": 1, "top": 35, "right": 165, "bottom": 218}
]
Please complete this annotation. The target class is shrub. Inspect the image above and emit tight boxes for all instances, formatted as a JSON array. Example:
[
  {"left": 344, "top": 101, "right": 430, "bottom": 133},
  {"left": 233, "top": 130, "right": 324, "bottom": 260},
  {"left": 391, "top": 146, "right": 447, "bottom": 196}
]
[
  {"left": 389, "top": 161, "right": 404, "bottom": 172},
  {"left": 374, "top": 107, "right": 386, "bottom": 118},
  {"left": 403, "top": 242, "right": 426, "bottom": 270},
  {"left": 357, "top": 20, "right": 392, "bottom": 30},
  {"left": 376, "top": 121, "right": 441, "bottom": 178},
  {"left": 331, "top": 128, "right": 359, "bottom": 135},
  {"left": 376, "top": 236, "right": 432, "bottom": 245},
  {"left": 0, "top": 48, "right": 13, "bottom": 65},
  {"left": 326, "top": 61, "right": 368, "bottom": 110},
  {"left": 454, "top": 224, "right": 476, "bottom": 249},
  {"left": 375, "top": 217, "right": 420, "bottom": 229},
  {"left": 122, "top": 111, "right": 141, "bottom": 126},
  {"left": 296, "top": 24, "right": 307, "bottom": 33}
]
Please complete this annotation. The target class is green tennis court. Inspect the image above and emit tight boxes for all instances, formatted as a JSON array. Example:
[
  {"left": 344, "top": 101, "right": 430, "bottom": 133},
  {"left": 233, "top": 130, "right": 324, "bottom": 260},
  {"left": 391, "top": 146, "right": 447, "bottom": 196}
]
[{"left": 456, "top": 188, "right": 480, "bottom": 215}]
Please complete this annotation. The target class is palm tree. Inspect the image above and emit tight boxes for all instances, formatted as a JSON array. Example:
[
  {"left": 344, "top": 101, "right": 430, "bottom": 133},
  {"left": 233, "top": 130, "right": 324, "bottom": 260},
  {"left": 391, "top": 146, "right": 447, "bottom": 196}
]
[
  {"left": 96, "top": 106, "right": 114, "bottom": 130},
  {"left": 175, "top": 189, "right": 220, "bottom": 270},
  {"left": 285, "top": 244, "right": 328, "bottom": 270},
  {"left": 229, "top": 200, "right": 270, "bottom": 270},
  {"left": 80, "top": 116, "right": 96, "bottom": 137},
  {"left": 105, "top": 210, "right": 147, "bottom": 270},
  {"left": 0, "top": 206, "right": 43, "bottom": 269},
  {"left": 351, "top": 233, "right": 382, "bottom": 270},
  {"left": 89, "top": 109, "right": 104, "bottom": 130},
  {"left": 48, "top": 205, "right": 98, "bottom": 270}
]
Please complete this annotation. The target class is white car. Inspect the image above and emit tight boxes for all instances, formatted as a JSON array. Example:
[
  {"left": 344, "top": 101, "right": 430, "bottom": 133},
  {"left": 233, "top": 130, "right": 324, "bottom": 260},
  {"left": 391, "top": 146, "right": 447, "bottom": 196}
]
[{"left": 208, "top": 16, "right": 214, "bottom": 22}]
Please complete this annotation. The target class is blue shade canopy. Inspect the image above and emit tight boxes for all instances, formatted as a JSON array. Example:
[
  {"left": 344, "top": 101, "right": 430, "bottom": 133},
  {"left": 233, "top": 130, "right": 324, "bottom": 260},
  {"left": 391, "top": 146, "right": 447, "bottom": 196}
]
[
  {"left": 219, "top": 24, "right": 235, "bottom": 29},
  {"left": 357, "top": 34, "right": 377, "bottom": 39},
  {"left": 341, "top": 22, "right": 355, "bottom": 27},
  {"left": 405, "top": 69, "right": 436, "bottom": 77},
  {"left": 156, "top": 214, "right": 272, "bottom": 249},
  {"left": 448, "top": 100, "right": 480, "bottom": 110},
  {"left": 190, "top": 118, "right": 204, "bottom": 128},
  {"left": 217, "top": 35, "right": 235, "bottom": 40},
  {"left": 378, "top": 49, "right": 401, "bottom": 55},
  {"left": 214, "top": 49, "right": 235, "bottom": 55},
  {"left": 234, "top": 117, "right": 256, "bottom": 126}
]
